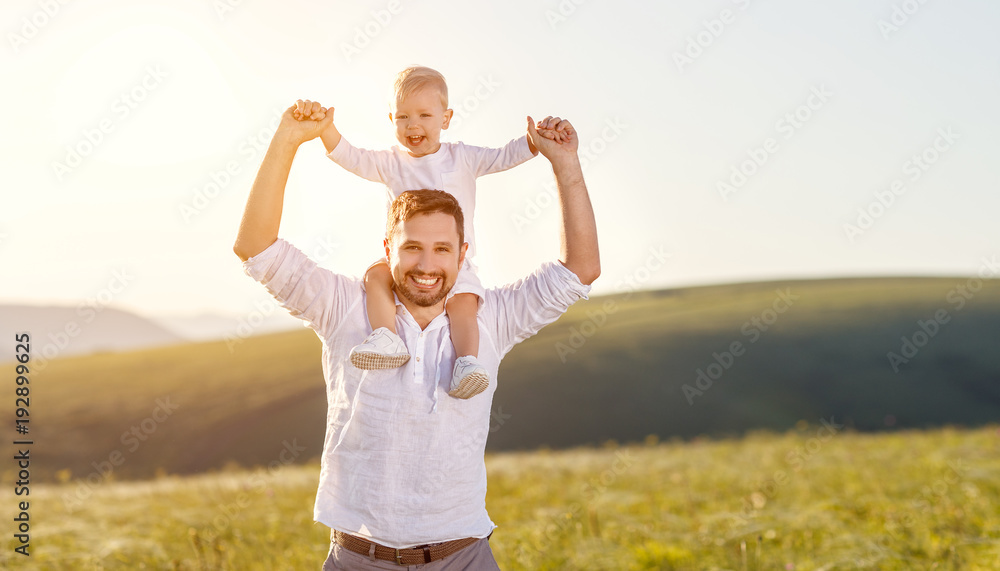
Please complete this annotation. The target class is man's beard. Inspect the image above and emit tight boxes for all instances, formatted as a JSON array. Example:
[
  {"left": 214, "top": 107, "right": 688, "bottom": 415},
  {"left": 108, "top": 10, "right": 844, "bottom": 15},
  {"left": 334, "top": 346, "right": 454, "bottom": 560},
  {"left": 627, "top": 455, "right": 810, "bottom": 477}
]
[{"left": 394, "top": 271, "right": 452, "bottom": 307}]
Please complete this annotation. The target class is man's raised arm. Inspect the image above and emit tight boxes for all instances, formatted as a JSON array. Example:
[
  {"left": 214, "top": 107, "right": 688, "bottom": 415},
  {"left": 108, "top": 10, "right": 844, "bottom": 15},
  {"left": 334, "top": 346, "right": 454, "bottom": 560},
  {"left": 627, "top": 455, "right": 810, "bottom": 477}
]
[
  {"left": 526, "top": 116, "right": 601, "bottom": 285},
  {"left": 233, "top": 101, "right": 332, "bottom": 261}
]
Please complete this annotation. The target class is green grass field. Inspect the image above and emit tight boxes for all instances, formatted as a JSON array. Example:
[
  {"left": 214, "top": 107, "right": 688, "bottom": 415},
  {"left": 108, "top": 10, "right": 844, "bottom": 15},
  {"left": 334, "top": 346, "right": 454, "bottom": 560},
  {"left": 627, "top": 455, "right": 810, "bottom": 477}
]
[{"left": 3, "top": 424, "right": 998, "bottom": 570}]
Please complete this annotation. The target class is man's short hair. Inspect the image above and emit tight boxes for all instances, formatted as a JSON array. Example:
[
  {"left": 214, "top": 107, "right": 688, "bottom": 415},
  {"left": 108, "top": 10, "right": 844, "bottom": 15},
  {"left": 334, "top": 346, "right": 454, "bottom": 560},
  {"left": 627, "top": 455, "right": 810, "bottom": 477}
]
[
  {"left": 394, "top": 66, "right": 449, "bottom": 109},
  {"left": 386, "top": 190, "right": 465, "bottom": 246}
]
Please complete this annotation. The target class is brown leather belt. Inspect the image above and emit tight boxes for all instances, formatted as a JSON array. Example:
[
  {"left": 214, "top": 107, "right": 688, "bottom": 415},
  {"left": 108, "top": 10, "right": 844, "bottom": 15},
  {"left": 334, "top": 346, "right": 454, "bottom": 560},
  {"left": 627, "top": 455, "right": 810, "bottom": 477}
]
[{"left": 332, "top": 529, "right": 480, "bottom": 565}]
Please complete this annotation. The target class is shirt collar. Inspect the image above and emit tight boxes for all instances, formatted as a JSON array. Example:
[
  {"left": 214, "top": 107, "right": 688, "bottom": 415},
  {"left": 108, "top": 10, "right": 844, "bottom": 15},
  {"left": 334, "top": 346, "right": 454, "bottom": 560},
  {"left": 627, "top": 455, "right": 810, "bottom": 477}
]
[{"left": 393, "top": 291, "right": 448, "bottom": 333}]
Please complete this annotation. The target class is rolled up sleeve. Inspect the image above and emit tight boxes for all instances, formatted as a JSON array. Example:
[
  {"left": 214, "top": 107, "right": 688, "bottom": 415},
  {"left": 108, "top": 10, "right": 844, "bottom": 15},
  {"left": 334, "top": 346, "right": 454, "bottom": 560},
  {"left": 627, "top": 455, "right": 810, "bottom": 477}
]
[
  {"left": 242, "top": 238, "right": 359, "bottom": 339},
  {"left": 486, "top": 261, "right": 591, "bottom": 356}
]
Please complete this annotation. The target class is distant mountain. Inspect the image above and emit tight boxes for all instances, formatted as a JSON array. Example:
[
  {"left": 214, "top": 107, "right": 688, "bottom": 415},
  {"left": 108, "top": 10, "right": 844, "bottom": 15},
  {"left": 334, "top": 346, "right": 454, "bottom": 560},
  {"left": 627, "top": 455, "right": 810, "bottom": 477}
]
[
  {"left": 0, "top": 304, "right": 185, "bottom": 364},
  {"left": 3, "top": 276, "right": 999, "bottom": 483},
  {"left": 151, "top": 311, "right": 301, "bottom": 342},
  {"left": 0, "top": 305, "right": 305, "bottom": 363}
]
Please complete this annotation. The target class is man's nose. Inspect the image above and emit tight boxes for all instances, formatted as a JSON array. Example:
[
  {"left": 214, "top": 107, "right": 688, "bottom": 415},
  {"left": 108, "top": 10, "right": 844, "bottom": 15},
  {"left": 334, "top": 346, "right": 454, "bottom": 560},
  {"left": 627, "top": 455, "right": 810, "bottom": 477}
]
[{"left": 417, "top": 250, "right": 435, "bottom": 268}]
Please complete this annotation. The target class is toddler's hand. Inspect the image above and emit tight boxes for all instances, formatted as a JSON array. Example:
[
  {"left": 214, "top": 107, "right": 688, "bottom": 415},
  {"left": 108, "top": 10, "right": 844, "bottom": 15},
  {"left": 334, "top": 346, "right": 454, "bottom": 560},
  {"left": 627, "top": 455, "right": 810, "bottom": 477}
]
[{"left": 535, "top": 127, "right": 559, "bottom": 142}]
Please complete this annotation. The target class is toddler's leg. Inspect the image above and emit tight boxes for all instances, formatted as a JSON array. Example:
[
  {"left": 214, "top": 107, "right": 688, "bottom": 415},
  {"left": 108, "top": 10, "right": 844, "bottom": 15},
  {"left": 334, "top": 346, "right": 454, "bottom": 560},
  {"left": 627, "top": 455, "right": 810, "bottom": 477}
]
[
  {"left": 447, "top": 293, "right": 480, "bottom": 358},
  {"left": 447, "top": 293, "right": 489, "bottom": 399},
  {"left": 350, "top": 261, "right": 410, "bottom": 370},
  {"left": 365, "top": 261, "right": 398, "bottom": 334}
]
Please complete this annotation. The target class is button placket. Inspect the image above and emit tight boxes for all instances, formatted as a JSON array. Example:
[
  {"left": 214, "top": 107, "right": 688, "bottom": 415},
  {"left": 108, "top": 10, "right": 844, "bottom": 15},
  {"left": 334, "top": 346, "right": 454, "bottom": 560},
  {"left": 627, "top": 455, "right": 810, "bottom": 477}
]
[{"left": 412, "top": 331, "right": 425, "bottom": 384}]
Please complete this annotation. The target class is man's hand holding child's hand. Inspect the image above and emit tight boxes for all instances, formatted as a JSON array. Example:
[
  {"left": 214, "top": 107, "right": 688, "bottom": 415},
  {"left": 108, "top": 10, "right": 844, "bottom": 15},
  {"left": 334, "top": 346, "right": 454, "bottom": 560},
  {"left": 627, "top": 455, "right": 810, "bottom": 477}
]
[
  {"left": 292, "top": 99, "right": 343, "bottom": 153},
  {"left": 527, "top": 115, "right": 578, "bottom": 163},
  {"left": 293, "top": 99, "right": 331, "bottom": 122},
  {"left": 534, "top": 117, "right": 572, "bottom": 144}
]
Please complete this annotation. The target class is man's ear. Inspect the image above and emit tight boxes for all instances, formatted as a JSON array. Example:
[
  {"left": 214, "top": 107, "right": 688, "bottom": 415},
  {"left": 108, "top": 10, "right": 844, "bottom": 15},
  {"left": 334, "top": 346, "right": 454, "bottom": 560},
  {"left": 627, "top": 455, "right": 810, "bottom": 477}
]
[
  {"left": 442, "top": 108, "right": 454, "bottom": 130},
  {"left": 458, "top": 241, "right": 469, "bottom": 267}
]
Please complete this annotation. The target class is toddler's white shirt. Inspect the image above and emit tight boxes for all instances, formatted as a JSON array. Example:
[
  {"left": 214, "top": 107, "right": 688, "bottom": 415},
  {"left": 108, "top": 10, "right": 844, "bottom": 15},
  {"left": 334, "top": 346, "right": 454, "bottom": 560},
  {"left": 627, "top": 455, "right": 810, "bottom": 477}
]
[{"left": 327, "top": 136, "right": 534, "bottom": 259}]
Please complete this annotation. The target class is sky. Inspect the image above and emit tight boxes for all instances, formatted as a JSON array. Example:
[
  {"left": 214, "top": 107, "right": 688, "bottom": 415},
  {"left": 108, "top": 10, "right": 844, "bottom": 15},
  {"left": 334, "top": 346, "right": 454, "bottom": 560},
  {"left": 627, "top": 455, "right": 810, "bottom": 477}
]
[{"left": 2, "top": 0, "right": 999, "bottom": 327}]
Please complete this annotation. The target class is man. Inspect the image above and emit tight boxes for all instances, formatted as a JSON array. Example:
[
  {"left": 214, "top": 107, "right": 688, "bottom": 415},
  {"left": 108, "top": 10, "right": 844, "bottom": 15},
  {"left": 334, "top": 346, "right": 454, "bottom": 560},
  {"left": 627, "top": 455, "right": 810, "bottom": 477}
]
[{"left": 233, "top": 102, "right": 599, "bottom": 569}]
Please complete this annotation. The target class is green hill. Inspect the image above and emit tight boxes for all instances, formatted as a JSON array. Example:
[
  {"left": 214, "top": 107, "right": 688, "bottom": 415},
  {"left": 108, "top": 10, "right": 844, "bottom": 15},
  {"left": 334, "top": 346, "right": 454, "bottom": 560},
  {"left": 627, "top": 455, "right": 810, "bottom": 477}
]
[
  {"left": 3, "top": 276, "right": 998, "bottom": 483},
  {"left": 490, "top": 276, "right": 1000, "bottom": 450}
]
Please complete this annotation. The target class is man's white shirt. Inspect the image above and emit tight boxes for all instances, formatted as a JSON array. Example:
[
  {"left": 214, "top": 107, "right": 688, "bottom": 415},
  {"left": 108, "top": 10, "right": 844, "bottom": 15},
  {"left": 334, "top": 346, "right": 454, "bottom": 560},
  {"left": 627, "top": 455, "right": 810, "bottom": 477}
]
[{"left": 242, "top": 238, "right": 590, "bottom": 548}]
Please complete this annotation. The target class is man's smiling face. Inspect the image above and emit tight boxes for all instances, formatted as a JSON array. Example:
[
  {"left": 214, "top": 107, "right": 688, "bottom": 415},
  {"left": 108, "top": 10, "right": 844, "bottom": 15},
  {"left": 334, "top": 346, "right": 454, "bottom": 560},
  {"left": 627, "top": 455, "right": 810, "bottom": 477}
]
[{"left": 386, "top": 211, "right": 466, "bottom": 309}]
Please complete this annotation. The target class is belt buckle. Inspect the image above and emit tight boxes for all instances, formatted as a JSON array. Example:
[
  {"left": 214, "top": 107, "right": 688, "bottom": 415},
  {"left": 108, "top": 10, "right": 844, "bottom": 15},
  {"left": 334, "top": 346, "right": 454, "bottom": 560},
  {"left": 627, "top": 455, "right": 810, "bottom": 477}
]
[{"left": 395, "top": 548, "right": 403, "bottom": 565}]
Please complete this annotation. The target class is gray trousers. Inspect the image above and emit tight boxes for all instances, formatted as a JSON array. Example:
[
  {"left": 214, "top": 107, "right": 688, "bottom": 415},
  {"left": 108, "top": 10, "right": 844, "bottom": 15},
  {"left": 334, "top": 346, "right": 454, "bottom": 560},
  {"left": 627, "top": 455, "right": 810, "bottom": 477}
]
[{"left": 322, "top": 537, "right": 501, "bottom": 571}]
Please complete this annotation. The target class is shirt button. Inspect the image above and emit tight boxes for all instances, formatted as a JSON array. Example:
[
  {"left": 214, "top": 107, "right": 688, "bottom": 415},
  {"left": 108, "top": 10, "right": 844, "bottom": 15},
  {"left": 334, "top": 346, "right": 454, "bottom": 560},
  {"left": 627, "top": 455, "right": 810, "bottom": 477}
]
[{"left": 416, "top": 357, "right": 421, "bottom": 362}]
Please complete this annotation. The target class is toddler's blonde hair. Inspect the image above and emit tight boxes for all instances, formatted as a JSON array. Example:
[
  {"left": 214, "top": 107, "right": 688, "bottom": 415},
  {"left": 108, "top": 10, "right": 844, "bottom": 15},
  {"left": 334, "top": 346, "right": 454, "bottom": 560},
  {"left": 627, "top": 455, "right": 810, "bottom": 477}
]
[{"left": 393, "top": 66, "right": 449, "bottom": 109}]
